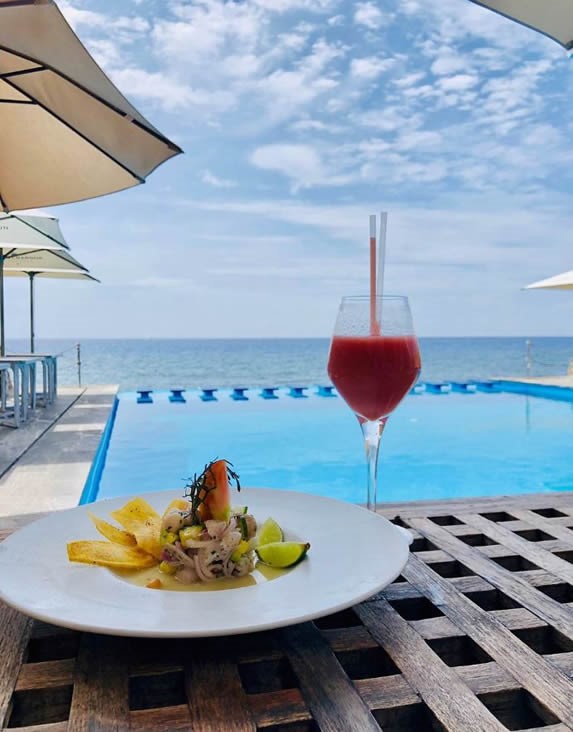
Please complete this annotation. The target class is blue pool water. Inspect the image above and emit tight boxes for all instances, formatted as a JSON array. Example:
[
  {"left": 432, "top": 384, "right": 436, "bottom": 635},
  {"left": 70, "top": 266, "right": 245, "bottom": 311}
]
[{"left": 87, "top": 389, "right": 573, "bottom": 504}]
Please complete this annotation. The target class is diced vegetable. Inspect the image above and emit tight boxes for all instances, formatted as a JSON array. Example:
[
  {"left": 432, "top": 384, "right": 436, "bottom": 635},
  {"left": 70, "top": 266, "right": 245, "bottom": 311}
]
[
  {"left": 160, "top": 530, "right": 178, "bottom": 545},
  {"left": 179, "top": 525, "right": 202, "bottom": 546},
  {"left": 230, "top": 539, "right": 249, "bottom": 563}
]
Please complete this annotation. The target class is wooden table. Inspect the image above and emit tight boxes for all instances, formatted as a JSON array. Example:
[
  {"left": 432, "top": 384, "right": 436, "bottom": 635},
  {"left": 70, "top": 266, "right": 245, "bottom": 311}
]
[{"left": 1, "top": 491, "right": 572, "bottom": 731}]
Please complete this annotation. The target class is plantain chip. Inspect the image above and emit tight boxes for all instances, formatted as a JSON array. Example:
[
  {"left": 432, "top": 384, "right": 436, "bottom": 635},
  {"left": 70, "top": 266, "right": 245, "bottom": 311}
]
[
  {"left": 110, "top": 498, "right": 162, "bottom": 559},
  {"left": 67, "top": 540, "right": 157, "bottom": 569},
  {"left": 162, "top": 497, "right": 189, "bottom": 516},
  {"left": 88, "top": 512, "right": 137, "bottom": 547}
]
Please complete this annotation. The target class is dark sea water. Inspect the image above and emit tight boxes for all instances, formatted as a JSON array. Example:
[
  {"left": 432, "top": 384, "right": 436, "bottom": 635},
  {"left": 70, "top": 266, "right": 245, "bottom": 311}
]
[{"left": 7, "top": 337, "right": 573, "bottom": 390}]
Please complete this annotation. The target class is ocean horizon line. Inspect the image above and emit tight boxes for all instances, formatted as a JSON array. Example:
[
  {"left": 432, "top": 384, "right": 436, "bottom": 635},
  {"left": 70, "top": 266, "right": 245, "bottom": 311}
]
[{"left": 7, "top": 335, "right": 573, "bottom": 342}]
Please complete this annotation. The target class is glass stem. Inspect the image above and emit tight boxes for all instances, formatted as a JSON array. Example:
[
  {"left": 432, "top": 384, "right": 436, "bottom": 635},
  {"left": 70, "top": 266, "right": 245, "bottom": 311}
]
[{"left": 360, "top": 418, "right": 387, "bottom": 512}]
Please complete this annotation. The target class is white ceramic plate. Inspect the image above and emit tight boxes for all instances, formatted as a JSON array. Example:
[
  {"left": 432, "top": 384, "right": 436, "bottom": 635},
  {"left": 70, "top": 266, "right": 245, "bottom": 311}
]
[{"left": 0, "top": 489, "right": 411, "bottom": 637}]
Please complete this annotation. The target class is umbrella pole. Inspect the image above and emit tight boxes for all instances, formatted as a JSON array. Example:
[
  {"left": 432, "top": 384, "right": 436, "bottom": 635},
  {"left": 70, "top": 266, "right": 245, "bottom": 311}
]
[
  {"left": 28, "top": 273, "right": 35, "bottom": 353},
  {"left": 0, "top": 250, "right": 4, "bottom": 357}
]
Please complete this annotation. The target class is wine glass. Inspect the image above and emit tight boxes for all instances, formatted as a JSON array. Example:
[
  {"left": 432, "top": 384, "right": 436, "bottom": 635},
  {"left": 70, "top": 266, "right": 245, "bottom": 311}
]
[{"left": 327, "top": 295, "right": 421, "bottom": 512}]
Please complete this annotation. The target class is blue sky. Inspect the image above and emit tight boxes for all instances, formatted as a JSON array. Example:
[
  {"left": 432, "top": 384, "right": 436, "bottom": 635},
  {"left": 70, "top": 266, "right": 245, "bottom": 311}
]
[{"left": 7, "top": 0, "right": 573, "bottom": 338}]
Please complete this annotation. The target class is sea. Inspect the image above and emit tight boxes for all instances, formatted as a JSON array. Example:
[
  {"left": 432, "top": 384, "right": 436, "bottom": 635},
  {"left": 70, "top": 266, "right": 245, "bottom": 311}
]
[{"left": 6, "top": 337, "right": 573, "bottom": 390}]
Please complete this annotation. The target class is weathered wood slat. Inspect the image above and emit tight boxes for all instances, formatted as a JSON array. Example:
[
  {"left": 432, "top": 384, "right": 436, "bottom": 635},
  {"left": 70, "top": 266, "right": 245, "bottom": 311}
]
[
  {"left": 15, "top": 659, "right": 75, "bottom": 691},
  {"left": 510, "top": 509, "right": 573, "bottom": 547},
  {"left": 417, "top": 540, "right": 572, "bottom": 565},
  {"left": 7, "top": 723, "right": 68, "bottom": 731},
  {"left": 67, "top": 634, "right": 129, "bottom": 732},
  {"left": 321, "top": 626, "right": 379, "bottom": 652},
  {"left": 0, "top": 602, "right": 33, "bottom": 729},
  {"left": 457, "top": 513, "right": 573, "bottom": 584},
  {"left": 402, "top": 552, "right": 573, "bottom": 725},
  {"left": 356, "top": 652, "right": 573, "bottom": 713},
  {"left": 356, "top": 599, "right": 507, "bottom": 731},
  {"left": 410, "top": 606, "right": 548, "bottom": 639},
  {"left": 184, "top": 641, "right": 256, "bottom": 732},
  {"left": 281, "top": 622, "right": 380, "bottom": 732},
  {"left": 354, "top": 673, "right": 420, "bottom": 710},
  {"left": 130, "top": 704, "right": 191, "bottom": 731},
  {"left": 247, "top": 688, "right": 312, "bottom": 728},
  {"left": 378, "top": 491, "right": 573, "bottom": 518},
  {"left": 409, "top": 517, "right": 573, "bottom": 638}
]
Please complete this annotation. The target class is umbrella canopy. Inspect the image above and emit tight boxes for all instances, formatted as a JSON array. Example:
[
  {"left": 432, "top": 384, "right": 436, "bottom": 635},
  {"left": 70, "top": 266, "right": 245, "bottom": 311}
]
[
  {"left": 0, "top": 0, "right": 182, "bottom": 212},
  {"left": 0, "top": 211, "right": 71, "bottom": 354},
  {"left": 525, "top": 270, "right": 573, "bottom": 290},
  {"left": 2, "top": 248, "right": 98, "bottom": 352},
  {"left": 468, "top": 1, "right": 573, "bottom": 50}
]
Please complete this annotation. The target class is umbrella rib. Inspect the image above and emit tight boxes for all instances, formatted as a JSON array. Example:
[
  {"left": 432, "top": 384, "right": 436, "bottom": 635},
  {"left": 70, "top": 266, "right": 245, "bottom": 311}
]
[
  {"left": 0, "top": 66, "right": 45, "bottom": 79},
  {"left": 1, "top": 75, "right": 146, "bottom": 185},
  {"left": 10, "top": 215, "right": 70, "bottom": 250},
  {"left": 0, "top": 43, "right": 182, "bottom": 153},
  {"left": 0, "top": 1, "right": 38, "bottom": 7},
  {"left": 29, "top": 248, "right": 90, "bottom": 271}
]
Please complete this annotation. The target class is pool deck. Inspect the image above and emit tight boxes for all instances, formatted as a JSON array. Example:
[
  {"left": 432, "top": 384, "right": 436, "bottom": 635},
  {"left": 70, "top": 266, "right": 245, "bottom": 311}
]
[
  {"left": 0, "top": 385, "right": 117, "bottom": 518},
  {"left": 494, "top": 374, "right": 573, "bottom": 388}
]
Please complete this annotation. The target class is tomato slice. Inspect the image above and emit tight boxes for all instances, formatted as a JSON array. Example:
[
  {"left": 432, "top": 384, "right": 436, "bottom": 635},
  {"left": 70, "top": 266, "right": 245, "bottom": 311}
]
[{"left": 197, "top": 459, "right": 231, "bottom": 522}]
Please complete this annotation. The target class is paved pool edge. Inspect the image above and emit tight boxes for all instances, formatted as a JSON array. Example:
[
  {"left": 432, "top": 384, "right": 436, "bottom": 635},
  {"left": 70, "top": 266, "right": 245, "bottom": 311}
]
[{"left": 0, "top": 385, "right": 118, "bottom": 518}]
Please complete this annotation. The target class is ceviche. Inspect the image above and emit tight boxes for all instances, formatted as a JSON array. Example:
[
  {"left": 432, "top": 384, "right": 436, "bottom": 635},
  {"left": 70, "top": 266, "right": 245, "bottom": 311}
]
[
  {"left": 67, "top": 459, "right": 310, "bottom": 589},
  {"left": 159, "top": 459, "right": 258, "bottom": 583}
]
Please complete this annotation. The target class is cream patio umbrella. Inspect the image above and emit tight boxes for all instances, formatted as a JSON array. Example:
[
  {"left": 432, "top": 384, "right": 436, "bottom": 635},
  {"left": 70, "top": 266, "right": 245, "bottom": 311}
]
[
  {"left": 2, "top": 248, "right": 98, "bottom": 352},
  {"left": 525, "top": 270, "right": 573, "bottom": 290},
  {"left": 0, "top": 0, "right": 182, "bottom": 212},
  {"left": 0, "top": 212, "right": 71, "bottom": 355},
  {"left": 468, "top": 1, "right": 573, "bottom": 50}
]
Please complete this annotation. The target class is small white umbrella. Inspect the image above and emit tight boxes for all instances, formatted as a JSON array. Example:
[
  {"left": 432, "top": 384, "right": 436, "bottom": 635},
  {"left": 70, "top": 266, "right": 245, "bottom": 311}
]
[
  {"left": 0, "top": 212, "right": 70, "bottom": 354},
  {"left": 0, "top": 0, "right": 182, "bottom": 211},
  {"left": 468, "top": 1, "right": 573, "bottom": 50},
  {"left": 3, "top": 249, "right": 98, "bottom": 352},
  {"left": 525, "top": 270, "right": 573, "bottom": 290}
]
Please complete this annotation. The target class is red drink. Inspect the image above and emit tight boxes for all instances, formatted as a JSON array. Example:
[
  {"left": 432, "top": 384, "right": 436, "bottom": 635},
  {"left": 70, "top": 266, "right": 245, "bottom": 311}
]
[{"left": 328, "top": 335, "right": 421, "bottom": 421}]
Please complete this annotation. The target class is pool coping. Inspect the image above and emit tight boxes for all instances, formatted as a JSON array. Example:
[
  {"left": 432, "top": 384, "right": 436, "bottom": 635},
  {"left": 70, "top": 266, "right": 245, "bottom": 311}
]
[
  {"left": 0, "top": 385, "right": 118, "bottom": 518},
  {"left": 79, "top": 394, "right": 119, "bottom": 505}
]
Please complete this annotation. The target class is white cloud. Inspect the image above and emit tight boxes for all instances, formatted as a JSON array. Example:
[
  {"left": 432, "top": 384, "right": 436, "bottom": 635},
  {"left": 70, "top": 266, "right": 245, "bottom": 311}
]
[
  {"left": 431, "top": 50, "right": 469, "bottom": 76},
  {"left": 353, "top": 1, "right": 390, "bottom": 29},
  {"left": 250, "top": 143, "right": 350, "bottom": 189},
  {"left": 328, "top": 14, "right": 345, "bottom": 26},
  {"left": 109, "top": 68, "right": 217, "bottom": 111},
  {"left": 201, "top": 170, "right": 237, "bottom": 188},
  {"left": 350, "top": 56, "right": 394, "bottom": 79},
  {"left": 437, "top": 74, "right": 479, "bottom": 92},
  {"left": 394, "top": 71, "right": 426, "bottom": 88}
]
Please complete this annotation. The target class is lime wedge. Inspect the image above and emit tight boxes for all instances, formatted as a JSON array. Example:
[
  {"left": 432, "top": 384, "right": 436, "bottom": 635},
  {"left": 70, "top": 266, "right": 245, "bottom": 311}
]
[
  {"left": 256, "top": 541, "right": 310, "bottom": 568},
  {"left": 258, "top": 517, "right": 284, "bottom": 546}
]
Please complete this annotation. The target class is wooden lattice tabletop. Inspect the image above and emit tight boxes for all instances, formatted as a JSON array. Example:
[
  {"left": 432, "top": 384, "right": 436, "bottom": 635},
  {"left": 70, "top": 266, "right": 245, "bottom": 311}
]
[{"left": 1, "top": 492, "right": 572, "bottom": 731}]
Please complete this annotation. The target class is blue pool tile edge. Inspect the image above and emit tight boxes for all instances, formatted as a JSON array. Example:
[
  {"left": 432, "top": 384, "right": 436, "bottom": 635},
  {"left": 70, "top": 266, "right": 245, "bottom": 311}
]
[
  {"left": 494, "top": 380, "right": 573, "bottom": 401},
  {"left": 79, "top": 395, "right": 120, "bottom": 505}
]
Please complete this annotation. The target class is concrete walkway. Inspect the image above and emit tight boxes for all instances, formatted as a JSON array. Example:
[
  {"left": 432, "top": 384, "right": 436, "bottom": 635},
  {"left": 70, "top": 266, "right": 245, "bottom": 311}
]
[{"left": 0, "top": 385, "right": 117, "bottom": 518}]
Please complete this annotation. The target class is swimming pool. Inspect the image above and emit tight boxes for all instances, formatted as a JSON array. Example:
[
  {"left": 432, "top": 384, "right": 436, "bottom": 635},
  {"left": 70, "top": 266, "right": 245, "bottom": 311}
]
[{"left": 82, "top": 386, "right": 573, "bottom": 505}]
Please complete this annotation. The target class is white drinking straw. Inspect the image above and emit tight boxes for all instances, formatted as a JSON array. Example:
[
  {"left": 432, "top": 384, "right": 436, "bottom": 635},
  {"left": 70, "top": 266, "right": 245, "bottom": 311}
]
[{"left": 377, "top": 212, "right": 388, "bottom": 331}]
